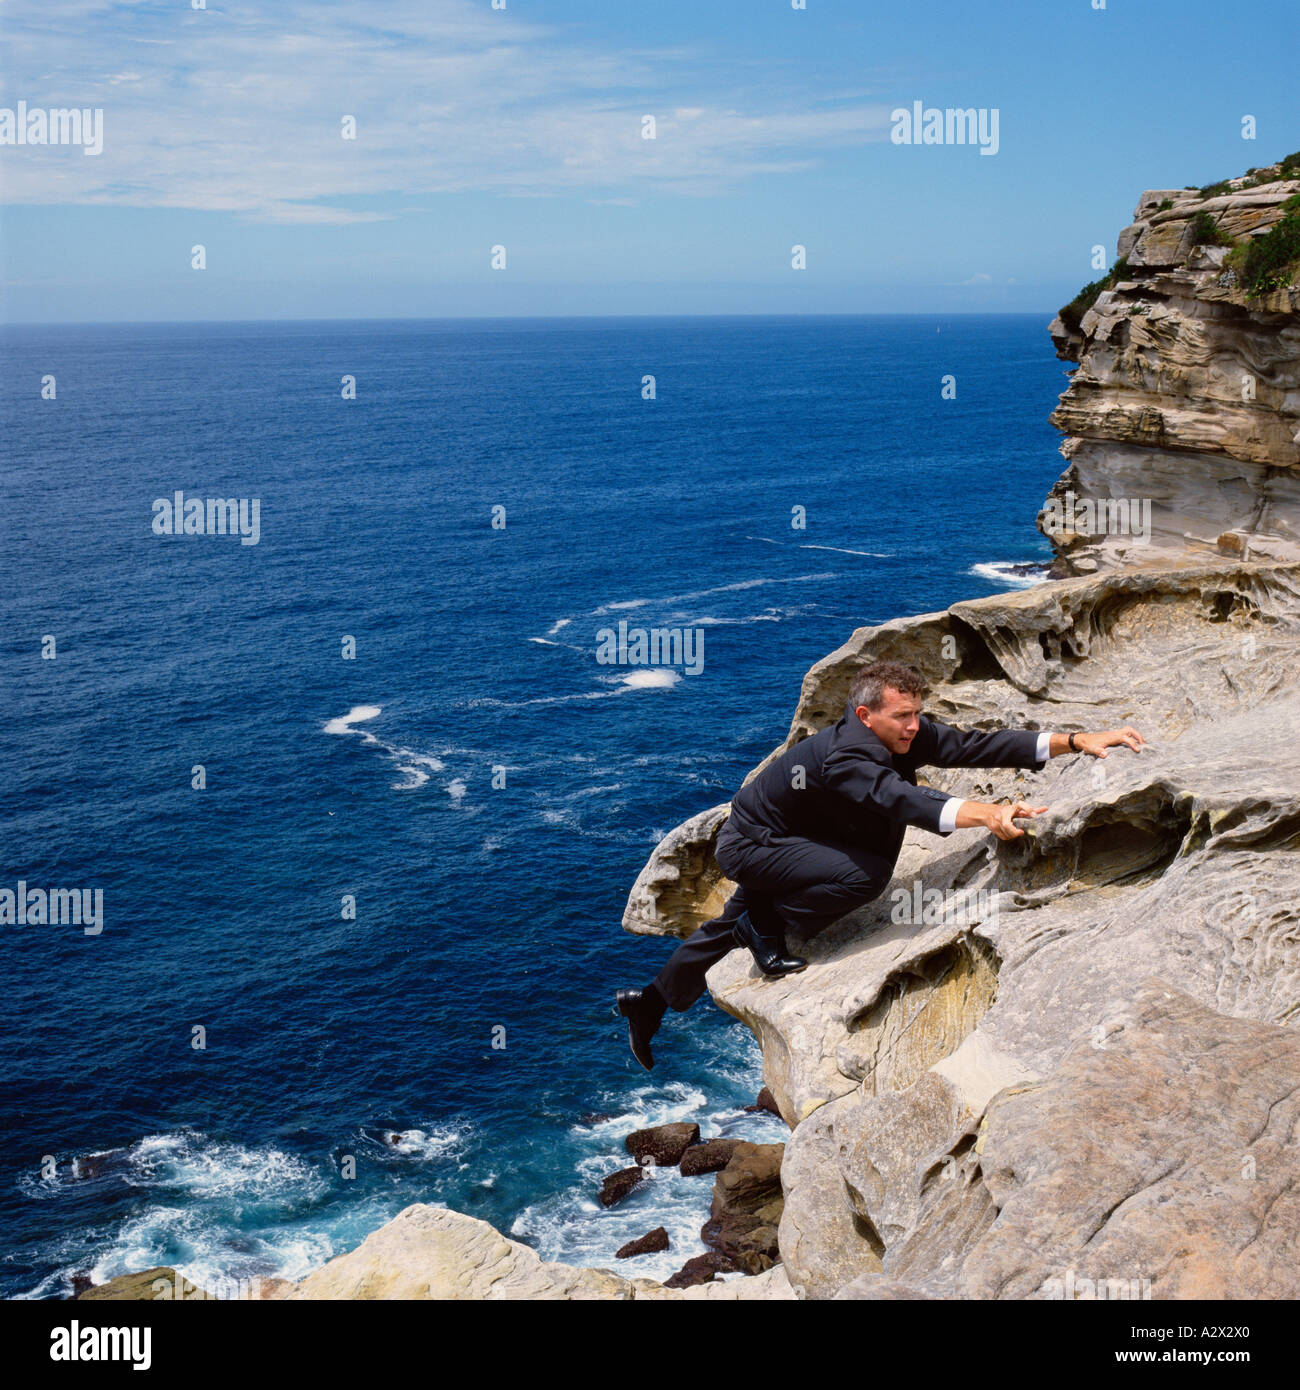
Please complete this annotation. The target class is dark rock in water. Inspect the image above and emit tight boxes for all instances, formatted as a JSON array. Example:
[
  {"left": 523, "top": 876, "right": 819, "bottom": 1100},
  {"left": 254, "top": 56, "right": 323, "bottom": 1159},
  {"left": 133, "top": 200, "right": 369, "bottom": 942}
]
[
  {"left": 680, "top": 1138, "right": 740, "bottom": 1176},
  {"left": 743, "top": 1087, "right": 783, "bottom": 1119},
  {"left": 598, "top": 1165, "right": 646, "bottom": 1208},
  {"left": 577, "top": 1111, "right": 617, "bottom": 1126},
  {"left": 663, "top": 1251, "right": 738, "bottom": 1288},
  {"left": 70, "top": 1150, "right": 121, "bottom": 1180},
  {"left": 68, "top": 1272, "right": 94, "bottom": 1298},
  {"left": 615, "top": 1226, "right": 670, "bottom": 1259},
  {"left": 624, "top": 1121, "right": 700, "bottom": 1167},
  {"left": 78, "top": 1267, "right": 215, "bottom": 1300},
  {"left": 701, "top": 1141, "right": 785, "bottom": 1274}
]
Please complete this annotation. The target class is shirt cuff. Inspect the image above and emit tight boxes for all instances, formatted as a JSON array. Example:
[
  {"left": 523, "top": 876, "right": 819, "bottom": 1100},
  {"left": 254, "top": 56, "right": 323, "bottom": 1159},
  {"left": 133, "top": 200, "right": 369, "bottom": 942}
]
[
  {"left": 938, "top": 797, "right": 963, "bottom": 834},
  {"left": 1035, "top": 731, "right": 1053, "bottom": 765}
]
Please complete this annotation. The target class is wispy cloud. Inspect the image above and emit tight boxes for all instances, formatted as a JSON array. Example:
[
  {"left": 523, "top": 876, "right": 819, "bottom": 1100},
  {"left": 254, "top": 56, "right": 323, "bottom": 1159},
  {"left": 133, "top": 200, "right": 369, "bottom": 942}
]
[{"left": 0, "top": 0, "right": 895, "bottom": 223}]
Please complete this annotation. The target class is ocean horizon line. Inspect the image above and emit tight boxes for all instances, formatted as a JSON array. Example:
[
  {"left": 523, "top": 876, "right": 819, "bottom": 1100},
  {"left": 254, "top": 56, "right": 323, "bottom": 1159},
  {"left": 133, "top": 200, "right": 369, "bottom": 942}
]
[{"left": 0, "top": 309, "right": 1060, "bottom": 331}]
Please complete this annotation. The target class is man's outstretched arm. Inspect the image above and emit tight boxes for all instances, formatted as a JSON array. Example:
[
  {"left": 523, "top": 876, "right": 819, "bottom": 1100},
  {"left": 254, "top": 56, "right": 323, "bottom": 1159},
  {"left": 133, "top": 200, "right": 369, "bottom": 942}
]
[{"left": 930, "top": 723, "right": 1146, "bottom": 840}]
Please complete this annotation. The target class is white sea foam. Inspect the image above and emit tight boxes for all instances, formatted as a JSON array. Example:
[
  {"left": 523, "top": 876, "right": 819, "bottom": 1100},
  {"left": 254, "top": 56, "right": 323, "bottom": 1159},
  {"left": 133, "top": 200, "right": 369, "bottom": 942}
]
[
  {"left": 971, "top": 560, "right": 1051, "bottom": 589},
  {"left": 14, "top": 1128, "right": 351, "bottom": 1298},
  {"left": 558, "top": 783, "right": 625, "bottom": 800},
  {"left": 323, "top": 705, "right": 382, "bottom": 735},
  {"left": 446, "top": 779, "right": 468, "bottom": 801},
  {"left": 531, "top": 574, "right": 838, "bottom": 659},
  {"left": 466, "top": 671, "right": 680, "bottom": 710},
  {"left": 685, "top": 612, "right": 784, "bottom": 626},
  {"left": 799, "top": 543, "right": 893, "bottom": 558},
  {"left": 325, "top": 707, "right": 449, "bottom": 792},
  {"left": 745, "top": 535, "right": 892, "bottom": 558},
  {"left": 16, "top": 1119, "right": 483, "bottom": 1299},
  {"left": 590, "top": 573, "right": 836, "bottom": 617},
  {"left": 375, "top": 1123, "right": 471, "bottom": 1161},
  {"left": 125, "top": 1131, "right": 323, "bottom": 1200},
  {"left": 618, "top": 669, "right": 680, "bottom": 690},
  {"left": 466, "top": 689, "right": 626, "bottom": 710},
  {"left": 398, "top": 751, "right": 445, "bottom": 770}
]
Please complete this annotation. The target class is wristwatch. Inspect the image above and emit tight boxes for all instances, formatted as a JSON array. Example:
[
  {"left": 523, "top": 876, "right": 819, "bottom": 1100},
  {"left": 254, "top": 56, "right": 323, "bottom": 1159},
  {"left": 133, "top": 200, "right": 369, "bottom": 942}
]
[{"left": 1068, "top": 732, "right": 1081, "bottom": 752}]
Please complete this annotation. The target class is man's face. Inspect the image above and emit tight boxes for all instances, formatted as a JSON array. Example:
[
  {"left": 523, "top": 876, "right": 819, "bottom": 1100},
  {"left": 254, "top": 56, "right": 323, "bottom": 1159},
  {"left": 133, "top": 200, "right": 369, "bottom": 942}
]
[{"left": 856, "top": 685, "right": 922, "bottom": 755}]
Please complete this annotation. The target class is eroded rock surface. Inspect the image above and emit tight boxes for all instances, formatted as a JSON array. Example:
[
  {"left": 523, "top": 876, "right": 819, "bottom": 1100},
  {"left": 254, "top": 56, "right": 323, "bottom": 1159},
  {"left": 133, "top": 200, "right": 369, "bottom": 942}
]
[{"left": 633, "top": 557, "right": 1300, "bottom": 1298}]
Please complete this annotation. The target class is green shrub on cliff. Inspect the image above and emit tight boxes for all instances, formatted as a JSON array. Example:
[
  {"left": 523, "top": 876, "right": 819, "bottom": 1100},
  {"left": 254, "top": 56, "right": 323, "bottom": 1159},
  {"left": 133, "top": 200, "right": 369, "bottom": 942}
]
[
  {"left": 1223, "top": 202, "right": 1300, "bottom": 296},
  {"left": 1190, "top": 211, "right": 1232, "bottom": 246},
  {"left": 1058, "top": 256, "right": 1130, "bottom": 334}
]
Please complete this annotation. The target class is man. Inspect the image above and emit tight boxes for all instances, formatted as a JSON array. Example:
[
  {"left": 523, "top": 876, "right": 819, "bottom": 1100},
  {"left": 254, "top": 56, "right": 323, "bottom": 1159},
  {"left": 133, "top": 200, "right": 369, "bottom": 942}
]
[{"left": 615, "top": 659, "right": 1144, "bottom": 1070}]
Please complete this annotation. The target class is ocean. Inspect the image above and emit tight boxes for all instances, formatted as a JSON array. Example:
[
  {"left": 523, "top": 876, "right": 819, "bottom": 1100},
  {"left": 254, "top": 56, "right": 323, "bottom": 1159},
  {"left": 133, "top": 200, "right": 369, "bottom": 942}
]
[{"left": 0, "top": 313, "right": 1065, "bottom": 1295}]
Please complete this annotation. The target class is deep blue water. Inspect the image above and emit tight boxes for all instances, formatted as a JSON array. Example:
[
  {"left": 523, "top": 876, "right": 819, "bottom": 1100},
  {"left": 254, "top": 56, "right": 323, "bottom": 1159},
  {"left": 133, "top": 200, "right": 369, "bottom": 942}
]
[{"left": 0, "top": 314, "right": 1067, "bottom": 1295}]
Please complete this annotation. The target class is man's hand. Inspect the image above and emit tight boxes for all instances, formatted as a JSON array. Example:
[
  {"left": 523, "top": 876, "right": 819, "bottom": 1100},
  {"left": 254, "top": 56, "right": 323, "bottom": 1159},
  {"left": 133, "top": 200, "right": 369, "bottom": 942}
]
[
  {"left": 954, "top": 799, "right": 1048, "bottom": 840},
  {"left": 1073, "top": 727, "right": 1145, "bottom": 758}
]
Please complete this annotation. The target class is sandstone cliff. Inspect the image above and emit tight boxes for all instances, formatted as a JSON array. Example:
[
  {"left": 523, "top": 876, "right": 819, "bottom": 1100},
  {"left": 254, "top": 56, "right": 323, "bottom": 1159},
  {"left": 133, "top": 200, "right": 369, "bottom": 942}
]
[
  {"left": 278, "top": 158, "right": 1300, "bottom": 1300},
  {"left": 1040, "top": 160, "right": 1300, "bottom": 574},
  {"left": 617, "top": 157, "right": 1300, "bottom": 1300}
]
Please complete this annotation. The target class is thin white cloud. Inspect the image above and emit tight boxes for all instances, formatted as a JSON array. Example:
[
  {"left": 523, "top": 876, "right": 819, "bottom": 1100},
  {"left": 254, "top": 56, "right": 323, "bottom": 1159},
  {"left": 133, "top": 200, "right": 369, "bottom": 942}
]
[{"left": 0, "top": 0, "right": 895, "bottom": 223}]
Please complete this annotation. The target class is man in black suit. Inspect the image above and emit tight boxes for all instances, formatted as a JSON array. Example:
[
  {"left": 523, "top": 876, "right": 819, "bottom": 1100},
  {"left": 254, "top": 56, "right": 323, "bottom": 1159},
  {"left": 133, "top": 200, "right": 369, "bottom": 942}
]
[{"left": 615, "top": 659, "right": 1144, "bottom": 1069}]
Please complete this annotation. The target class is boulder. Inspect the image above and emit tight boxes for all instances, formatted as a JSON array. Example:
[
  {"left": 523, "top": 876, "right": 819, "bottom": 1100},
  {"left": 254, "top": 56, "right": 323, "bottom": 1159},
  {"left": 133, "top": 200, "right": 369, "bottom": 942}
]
[
  {"left": 624, "top": 1122, "right": 699, "bottom": 1167},
  {"left": 615, "top": 1227, "right": 669, "bottom": 1259},
  {"left": 680, "top": 1138, "right": 740, "bottom": 1176},
  {"left": 743, "top": 1086, "right": 784, "bottom": 1119},
  {"left": 702, "top": 1142, "right": 785, "bottom": 1273},
  {"left": 598, "top": 1166, "right": 646, "bottom": 1208},
  {"left": 77, "top": 1267, "right": 215, "bottom": 1301},
  {"left": 663, "top": 1251, "right": 737, "bottom": 1288}
]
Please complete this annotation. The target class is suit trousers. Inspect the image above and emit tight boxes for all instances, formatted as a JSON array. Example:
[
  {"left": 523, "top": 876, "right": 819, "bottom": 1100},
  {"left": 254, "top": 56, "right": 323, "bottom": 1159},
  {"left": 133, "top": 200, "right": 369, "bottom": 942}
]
[{"left": 652, "top": 816, "right": 893, "bottom": 1011}]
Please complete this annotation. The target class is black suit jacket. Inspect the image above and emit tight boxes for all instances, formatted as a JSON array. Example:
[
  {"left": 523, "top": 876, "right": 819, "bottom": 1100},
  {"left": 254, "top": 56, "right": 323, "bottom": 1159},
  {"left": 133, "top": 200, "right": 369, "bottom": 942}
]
[{"left": 725, "top": 701, "right": 1044, "bottom": 867}]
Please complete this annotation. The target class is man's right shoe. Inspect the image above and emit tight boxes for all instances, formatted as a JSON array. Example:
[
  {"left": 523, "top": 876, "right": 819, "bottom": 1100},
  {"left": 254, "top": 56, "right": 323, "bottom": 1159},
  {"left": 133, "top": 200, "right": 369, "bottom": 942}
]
[
  {"left": 731, "top": 910, "right": 807, "bottom": 978},
  {"left": 614, "top": 987, "right": 662, "bottom": 1071}
]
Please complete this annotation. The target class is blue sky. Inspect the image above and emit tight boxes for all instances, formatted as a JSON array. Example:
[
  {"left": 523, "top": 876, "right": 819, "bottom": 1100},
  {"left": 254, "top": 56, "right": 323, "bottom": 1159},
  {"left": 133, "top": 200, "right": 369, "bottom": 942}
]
[{"left": 0, "top": 0, "right": 1295, "bottom": 322}]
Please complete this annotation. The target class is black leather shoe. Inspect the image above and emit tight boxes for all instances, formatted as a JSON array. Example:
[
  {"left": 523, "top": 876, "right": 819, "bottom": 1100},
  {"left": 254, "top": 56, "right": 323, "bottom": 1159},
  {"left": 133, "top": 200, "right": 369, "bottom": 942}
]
[
  {"left": 731, "top": 911, "right": 807, "bottom": 978},
  {"left": 614, "top": 987, "right": 662, "bottom": 1071}
]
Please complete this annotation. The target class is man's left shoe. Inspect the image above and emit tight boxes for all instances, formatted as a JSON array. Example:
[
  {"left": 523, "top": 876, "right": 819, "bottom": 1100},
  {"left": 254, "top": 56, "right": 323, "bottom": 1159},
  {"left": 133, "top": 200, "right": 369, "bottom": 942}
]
[{"left": 613, "top": 987, "right": 664, "bottom": 1071}]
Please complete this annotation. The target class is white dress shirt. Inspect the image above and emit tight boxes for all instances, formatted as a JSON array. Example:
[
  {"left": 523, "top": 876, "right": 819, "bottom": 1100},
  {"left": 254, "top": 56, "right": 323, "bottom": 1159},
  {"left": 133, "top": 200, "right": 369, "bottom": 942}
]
[{"left": 937, "top": 731, "right": 1055, "bottom": 832}]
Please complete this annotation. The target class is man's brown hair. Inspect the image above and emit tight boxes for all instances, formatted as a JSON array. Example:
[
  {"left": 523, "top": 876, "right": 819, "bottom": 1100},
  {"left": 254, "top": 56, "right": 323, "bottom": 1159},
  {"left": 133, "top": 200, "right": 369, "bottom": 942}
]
[{"left": 848, "top": 660, "right": 928, "bottom": 712}]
